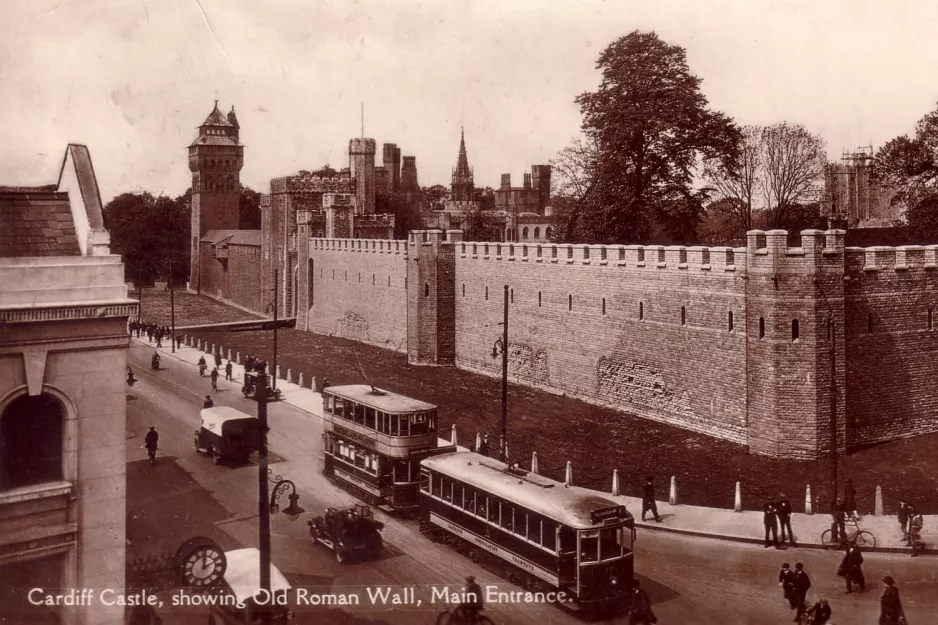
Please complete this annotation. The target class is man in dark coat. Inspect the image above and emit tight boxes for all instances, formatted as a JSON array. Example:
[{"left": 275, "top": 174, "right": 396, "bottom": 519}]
[
  {"left": 778, "top": 562, "right": 796, "bottom": 608},
  {"left": 792, "top": 562, "right": 811, "bottom": 623},
  {"left": 144, "top": 427, "right": 159, "bottom": 465},
  {"left": 879, "top": 576, "right": 904, "bottom": 625},
  {"left": 203, "top": 395, "right": 214, "bottom": 409},
  {"left": 210, "top": 367, "right": 219, "bottom": 392},
  {"left": 831, "top": 499, "right": 847, "bottom": 546},
  {"left": 764, "top": 498, "right": 780, "bottom": 548},
  {"left": 777, "top": 493, "right": 796, "bottom": 546},
  {"left": 897, "top": 500, "right": 910, "bottom": 540},
  {"left": 642, "top": 477, "right": 662, "bottom": 523},
  {"left": 844, "top": 478, "right": 858, "bottom": 517},
  {"left": 839, "top": 542, "right": 865, "bottom": 593},
  {"left": 225, "top": 361, "right": 233, "bottom": 381},
  {"left": 806, "top": 598, "right": 832, "bottom": 625},
  {"left": 214, "top": 352, "right": 223, "bottom": 368},
  {"left": 197, "top": 355, "right": 207, "bottom": 377},
  {"left": 628, "top": 580, "right": 656, "bottom": 625}
]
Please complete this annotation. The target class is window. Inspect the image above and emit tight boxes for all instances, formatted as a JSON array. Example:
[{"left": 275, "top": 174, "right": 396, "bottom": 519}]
[
  {"left": 792, "top": 319, "right": 800, "bottom": 342},
  {"left": 568, "top": 294, "right": 572, "bottom": 311},
  {"left": 759, "top": 317, "right": 765, "bottom": 339},
  {"left": 510, "top": 288, "right": 514, "bottom": 304},
  {"left": 522, "top": 227, "right": 529, "bottom": 239},
  {"left": 580, "top": 530, "right": 599, "bottom": 562},
  {"left": 559, "top": 527, "right": 576, "bottom": 554},
  {"left": 930, "top": 308, "right": 934, "bottom": 331},
  {"left": 463, "top": 486, "right": 475, "bottom": 513},
  {"left": 485, "top": 286, "right": 489, "bottom": 300},
  {"left": 500, "top": 503, "right": 514, "bottom": 532},
  {"left": 728, "top": 311, "right": 734, "bottom": 332},
  {"left": 390, "top": 414, "right": 399, "bottom": 436},
  {"left": 868, "top": 312, "right": 874, "bottom": 333},
  {"left": 353, "top": 403, "right": 365, "bottom": 425},
  {"left": 324, "top": 394, "right": 334, "bottom": 413},
  {"left": 420, "top": 471, "right": 430, "bottom": 492},
  {"left": 410, "top": 412, "right": 429, "bottom": 436},
  {"left": 399, "top": 415, "right": 410, "bottom": 436},
  {"left": 0, "top": 394, "right": 64, "bottom": 489},
  {"left": 432, "top": 474, "right": 442, "bottom": 498},
  {"left": 602, "top": 298, "right": 606, "bottom": 316},
  {"left": 542, "top": 520, "right": 557, "bottom": 551},
  {"left": 534, "top": 227, "right": 540, "bottom": 239},
  {"left": 462, "top": 283, "right": 465, "bottom": 297},
  {"left": 365, "top": 407, "right": 376, "bottom": 430},
  {"left": 424, "top": 282, "right": 430, "bottom": 297},
  {"left": 639, "top": 301, "right": 644, "bottom": 320},
  {"left": 487, "top": 499, "right": 499, "bottom": 524},
  {"left": 526, "top": 513, "right": 541, "bottom": 543},
  {"left": 538, "top": 291, "right": 542, "bottom": 307},
  {"left": 333, "top": 397, "right": 345, "bottom": 419},
  {"left": 681, "top": 306, "right": 686, "bottom": 326}
]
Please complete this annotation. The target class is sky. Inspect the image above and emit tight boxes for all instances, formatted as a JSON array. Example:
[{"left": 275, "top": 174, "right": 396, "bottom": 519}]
[{"left": 2, "top": 0, "right": 938, "bottom": 204}]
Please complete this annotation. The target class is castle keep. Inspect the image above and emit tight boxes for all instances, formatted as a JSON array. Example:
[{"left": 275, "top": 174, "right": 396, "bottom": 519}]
[{"left": 188, "top": 104, "right": 938, "bottom": 459}]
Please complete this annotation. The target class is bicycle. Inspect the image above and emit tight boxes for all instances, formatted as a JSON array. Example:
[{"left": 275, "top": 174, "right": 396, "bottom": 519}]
[
  {"left": 434, "top": 605, "right": 494, "bottom": 625},
  {"left": 821, "top": 516, "right": 876, "bottom": 551}
]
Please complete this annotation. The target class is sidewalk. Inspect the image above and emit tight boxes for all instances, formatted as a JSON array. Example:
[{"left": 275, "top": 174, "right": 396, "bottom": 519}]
[{"left": 135, "top": 335, "right": 937, "bottom": 556}]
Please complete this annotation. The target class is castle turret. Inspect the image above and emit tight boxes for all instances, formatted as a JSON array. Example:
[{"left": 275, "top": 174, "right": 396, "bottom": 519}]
[
  {"left": 383, "top": 143, "right": 402, "bottom": 193},
  {"left": 531, "top": 164, "right": 552, "bottom": 214},
  {"left": 188, "top": 100, "right": 244, "bottom": 290},
  {"left": 451, "top": 128, "right": 474, "bottom": 202},
  {"left": 401, "top": 156, "right": 419, "bottom": 193},
  {"left": 349, "top": 138, "right": 376, "bottom": 215}
]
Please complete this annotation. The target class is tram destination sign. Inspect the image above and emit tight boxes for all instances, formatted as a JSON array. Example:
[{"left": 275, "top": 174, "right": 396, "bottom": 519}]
[{"left": 590, "top": 505, "right": 627, "bottom": 524}]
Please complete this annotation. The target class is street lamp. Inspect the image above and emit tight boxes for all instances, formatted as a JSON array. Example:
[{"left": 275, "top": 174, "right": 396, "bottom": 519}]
[
  {"left": 268, "top": 472, "right": 305, "bottom": 519},
  {"left": 489, "top": 285, "right": 509, "bottom": 462}
]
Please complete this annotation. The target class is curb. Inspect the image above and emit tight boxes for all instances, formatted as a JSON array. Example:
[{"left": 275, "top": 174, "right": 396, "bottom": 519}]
[{"left": 134, "top": 337, "right": 936, "bottom": 558}]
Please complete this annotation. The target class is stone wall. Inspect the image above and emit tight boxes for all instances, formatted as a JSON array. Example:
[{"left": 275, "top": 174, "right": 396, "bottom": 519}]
[{"left": 197, "top": 241, "right": 263, "bottom": 313}]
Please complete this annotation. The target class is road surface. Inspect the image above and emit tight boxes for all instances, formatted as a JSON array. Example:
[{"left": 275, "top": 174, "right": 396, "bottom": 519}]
[{"left": 126, "top": 344, "right": 938, "bottom": 624}]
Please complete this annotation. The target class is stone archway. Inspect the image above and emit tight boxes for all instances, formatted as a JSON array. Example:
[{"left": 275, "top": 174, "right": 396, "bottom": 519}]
[{"left": 0, "top": 392, "right": 65, "bottom": 490}]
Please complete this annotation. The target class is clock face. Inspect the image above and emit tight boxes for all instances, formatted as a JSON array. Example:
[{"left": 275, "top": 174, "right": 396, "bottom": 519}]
[{"left": 183, "top": 546, "right": 226, "bottom": 587}]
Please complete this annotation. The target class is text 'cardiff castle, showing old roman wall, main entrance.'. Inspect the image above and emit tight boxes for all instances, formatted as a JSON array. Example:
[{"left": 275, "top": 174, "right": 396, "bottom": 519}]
[{"left": 186, "top": 102, "right": 938, "bottom": 461}]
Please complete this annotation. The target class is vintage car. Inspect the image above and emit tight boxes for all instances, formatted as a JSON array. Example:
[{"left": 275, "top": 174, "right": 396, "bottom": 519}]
[
  {"left": 307, "top": 504, "right": 384, "bottom": 564},
  {"left": 195, "top": 407, "right": 262, "bottom": 465},
  {"left": 209, "top": 547, "right": 294, "bottom": 624},
  {"left": 242, "top": 371, "right": 282, "bottom": 402}
]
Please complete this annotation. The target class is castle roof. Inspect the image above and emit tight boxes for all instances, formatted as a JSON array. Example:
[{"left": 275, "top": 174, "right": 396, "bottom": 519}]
[{"left": 202, "top": 101, "right": 233, "bottom": 127}]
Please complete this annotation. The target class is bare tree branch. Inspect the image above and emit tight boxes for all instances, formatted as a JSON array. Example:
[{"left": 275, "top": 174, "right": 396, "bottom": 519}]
[
  {"left": 703, "top": 125, "right": 761, "bottom": 233},
  {"left": 759, "top": 123, "right": 826, "bottom": 228}
]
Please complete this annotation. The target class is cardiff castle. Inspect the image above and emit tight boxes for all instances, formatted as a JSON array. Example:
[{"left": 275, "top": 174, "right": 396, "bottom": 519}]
[{"left": 187, "top": 103, "right": 938, "bottom": 460}]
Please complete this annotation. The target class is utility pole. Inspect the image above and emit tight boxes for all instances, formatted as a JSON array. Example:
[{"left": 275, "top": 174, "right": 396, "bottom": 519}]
[
  {"left": 257, "top": 366, "right": 271, "bottom": 623},
  {"left": 272, "top": 269, "right": 278, "bottom": 391},
  {"left": 829, "top": 318, "right": 838, "bottom": 511},
  {"left": 169, "top": 258, "right": 175, "bottom": 353},
  {"left": 501, "top": 284, "right": 508, "bottom": 463}
]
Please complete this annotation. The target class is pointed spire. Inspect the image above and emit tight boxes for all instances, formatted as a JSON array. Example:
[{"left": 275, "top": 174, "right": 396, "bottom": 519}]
[
  {"left": 227, "top": 104, "right": 240, "bottom": 128},
  {"left": 452, "top": 126, "right": 474, "bottom": 201}
]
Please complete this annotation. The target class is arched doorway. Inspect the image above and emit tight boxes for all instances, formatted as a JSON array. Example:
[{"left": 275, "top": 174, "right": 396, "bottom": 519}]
[{"left": 0, "top": 393, "right": 65, "bottom": 490}]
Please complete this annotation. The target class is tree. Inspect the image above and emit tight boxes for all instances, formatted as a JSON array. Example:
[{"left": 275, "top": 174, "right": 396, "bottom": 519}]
[
  {"left": 704, "top": 125, "right": 761, "bottom": 234},
  {"left": 574, "top": 31, "right": 740, "bottom": 244},
  {"left": 103, "top": 192, "right": 189, "bottom": 285},
  {"left": 375, "top": 192, "right": 421, "bottom": 239},
  {"left": 239, "top": 186, "right": 261, "bottom": 230},
  {"left": 759, "top": 123, "right": 826, "bottom": 229},
  {"left": 473, "top": 187, "right": 496, "bottom": 211},
  {"left": 549, "top": 136, "right": 598, "bottom": 242},
  {"left": 463, "top": 203, "right": 496, "bottom": 241},
  {"left": 421, "top": 185, "right": 449, "bottom": 212}
]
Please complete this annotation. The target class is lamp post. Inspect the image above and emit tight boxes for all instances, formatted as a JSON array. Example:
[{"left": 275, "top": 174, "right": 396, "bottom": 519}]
[
  {"left": 169, "top": 257, "right": 176, "bottom": 354},
  {"left": 265, "top": 269, "right": 279, "bottom": 392},
  {"left": 489, "top": 285, "right": 509, "bottom": 462}
]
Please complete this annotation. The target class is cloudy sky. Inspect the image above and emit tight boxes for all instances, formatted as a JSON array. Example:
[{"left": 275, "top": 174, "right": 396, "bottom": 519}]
[{"left": 2, "top": 0, "right": 938, "bottom": 204}]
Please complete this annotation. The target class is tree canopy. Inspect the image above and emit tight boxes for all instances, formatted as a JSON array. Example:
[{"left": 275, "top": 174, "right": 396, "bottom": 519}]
[{"left": 573, "top": 31, "right": 740, "bottom": 244}]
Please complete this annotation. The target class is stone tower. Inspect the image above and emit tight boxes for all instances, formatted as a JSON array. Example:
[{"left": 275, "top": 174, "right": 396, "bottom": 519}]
[
  {"left": 401, "top": 156, "right": 419, "bottom": 193},
  {"left": 451, "top": 127, "right": 474, "bottom": 202},
  {"left": 531, "top": 164, "right": 552, "bottom": 213},
  {"left": 188, "top": 101, "right": 244, "bottom": 289},
  {"left": 349, "top": 138, "right": 376, "bottom": 215},
  {"left": 383, "top": 143, "right": 402, "bottom": 193}
]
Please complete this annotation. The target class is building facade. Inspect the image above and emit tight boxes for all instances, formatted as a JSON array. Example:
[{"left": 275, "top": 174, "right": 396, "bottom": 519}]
[
  {"left": 822, "top": 150, "right": 903, "bottom": 229},
  {"left": 0, "top": 145, "right": 135, "bottom": 624}
]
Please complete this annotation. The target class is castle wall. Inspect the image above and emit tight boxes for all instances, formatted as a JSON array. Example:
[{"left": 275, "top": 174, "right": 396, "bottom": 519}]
[
  {"left": 197, "top": 241, "right": 263, "bottom": 313},
  {"left": 451, "top": 240, "right": 752, "bottom": 445},
  {"left": 843, "top": 245, "right": 938, "bottom": 445},
  {"left": 303, "top": 238, "right": 409, "bottom": 351}
]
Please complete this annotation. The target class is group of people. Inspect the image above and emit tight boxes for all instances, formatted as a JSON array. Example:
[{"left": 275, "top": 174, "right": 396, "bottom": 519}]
[
  {"left": 243, "top": 353, "right": 268, "bottom": 374},
  {"left": 763, "top": 494, "right": 797, "bottom": 548},
  {"left": 898, "top": 500, "right": 925, "bottom": 556},
  {"left": 778, "top": 561, "right": 906, "bottom": 625},
  {"left": 130, "top": 319, "right": 180, "bottom": 349},
  {"left": 196, "top": 352, "right": 234, "bottom": 392}
]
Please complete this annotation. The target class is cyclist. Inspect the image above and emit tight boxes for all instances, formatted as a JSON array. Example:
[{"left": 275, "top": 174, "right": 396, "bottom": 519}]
[
  {"left": 144, "top": 427, "right": 159, "bottom": 465},
  {"left": 210, "top": 367, "right": 219, "bottom": 392},
  {"left": 457, "top": 576, "right": 483, "bottom": 624},
  {"left": 197, "top": 355, "right": 207, "bottom": 377},
  {"left": 203, "top": 395, "right": 214, "bottom": 409}
]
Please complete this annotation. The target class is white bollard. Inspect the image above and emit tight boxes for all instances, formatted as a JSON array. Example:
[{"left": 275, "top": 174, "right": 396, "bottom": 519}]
[
  {"left": 734, "top": 481, "right": 742, "bottom": 512},
  {"left": 227, "top": 349, "right": 232, "bottom": 361},
  {"left": 211, "top": 343, "right": 215, "bottom": 355},
  {"left": 451, "top": 424, "right": 458, "bottom": 446},
  {"left": 311, "top": 377, "right": 317, "bottom": 392},
  {"left": 564, "top": 461, "right": 573, "bottom": 486},
  {"left": 612, "top": 469, "right": 620, "bottom": 497},
  {"left": 236, "top": 352, "right": 240, "bottom": 365},
  {"left": 875, "top": 485, "right": 883, "bottom": 516},
  {"left": 298, "top": 373, "right": 305, "bottom": 388},
  {"left": 287, "top": 369, "right": 293, "bottom": 384},
  {"left": 276, "top": 365, "right": 281, "bottom": 380},
  {"left": 530, "top": 452, "right": 538, "bottom": 475},
  {"left": 475, "top": 432, "right": 482, "bottom": 453},
  {"left": 669, "top": 475, "right": 677, "bottom": 505},
  {"left": 805, "top": 484, "right": 813, "bottom": 515},
  {"left": 197, "top": 339, "right": 202, "bottom": 350}
]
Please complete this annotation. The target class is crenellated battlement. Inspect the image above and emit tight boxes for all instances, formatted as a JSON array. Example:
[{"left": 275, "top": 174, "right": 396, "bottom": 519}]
[
  {"left": 357, "top": 214, "right": 395, "bottom": 224},
  {"left": 270, "top": 174, "right": 355, "bottom": 195},
  {"left": 845, "top": 245, "right": 938, "bottom": 275},
  {"left": 311, "top": 237, "right": 408, "bottom": 255}
]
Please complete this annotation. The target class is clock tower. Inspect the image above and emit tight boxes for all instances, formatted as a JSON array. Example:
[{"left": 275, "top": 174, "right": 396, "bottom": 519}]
[{"left": 188, "top": 101, "right": 244, "bottom": 290}]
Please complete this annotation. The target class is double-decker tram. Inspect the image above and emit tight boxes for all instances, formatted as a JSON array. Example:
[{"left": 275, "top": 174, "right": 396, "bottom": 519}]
[
  {"left": 321, "top": 385, "right": 456, "bottom": 515},
  {"left": 419, "top": 451, "right": 636, "bottom": 616}
]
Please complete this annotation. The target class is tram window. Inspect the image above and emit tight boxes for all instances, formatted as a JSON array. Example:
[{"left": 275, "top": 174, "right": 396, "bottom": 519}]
[
  {"left": 324, "top": 395, "right": 333, "bottom": 413},
  {"left": 354, "top": 452, "right": 366, "bottom": 469},
  {"left": 365, "top": 407, "right": 376, "bottom": 430},
  {"left": 389, "top": 414, "right": 399, "bottom": 436},
  {"left": 420, "top": 470, "right": 430, "bottom": 492},
  {"left": 476, "top": 495, "right": 487, "bottom": 519},
  {"left": 499, "top": 503, "right": 513, "bottom": 531},
  {"left": 515, "top": 510, "right": 527, "bottom": 537},
  {"left": 599, "top": 527, "right": 622, "bottom": 560},
  {"left": 463, "top": 487, "right": 475, "bottom": 513},
  {"left": 354, "top": 404, "right": 366, "bottom": 424},
  {"left": 428, "top": 410, "right": 437, "bottom": 432},
  {"left": 399, "top": 415, "right": 410, "bottom": 436},
  {"left": 559, "top": 527, "right": 577, "bottom": 554},
  {"left": 443, "top": 480, "right": 453, "bottom": 503},
  {"left": 377, "top": 412, "right": 387, "bottom": 434},
  {"left": 487, "top": 499, "right": 500, "bottom": 524},
  {"left": 526, "top": 514, "right": 540, "bottom": 543},
  {"left": 580, "top": 531, "right": 599, "bottom": 563},
  {"left": 333, "top": 397, "right": 345, "bottom": 418},
  {"left": 411, "top": 413, "right": 428, "bottom": 436},
  {"left": 431, "top": 474, "right": 442, "bottom": 498},
  {"left": 542, "top": 520, "right": 557, "bottom": 551}
]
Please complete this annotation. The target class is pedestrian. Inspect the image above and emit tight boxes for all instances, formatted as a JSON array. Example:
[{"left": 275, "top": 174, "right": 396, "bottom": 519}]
[
  {"left": 831, "top": 499, "right": 847, "bottom": 547},
  {"left": 838, "top": 542, "right": 865, "bottom": 593},
  {"left": 642, "top": 477, "right": 662, "bottom": 523},
  {"left": 321, "top": 376, "right": 330, "bottom": 389},
  {"left": 805, "top": 598, "right": 832, "bottom": 625},
  {"left": 777, "top": 493, "right": 796, "bottom": 547},
  {"left": 844, "top": 479, "right": 858, "bottom": 518},
  {"left": 203, "top": 395, "right": 214, "bottom": 409},
  {"left": 897, "top": 500, "right": 910, "bottom": 540},
  {"left": 791, "top": 563, "right": 811, "bottom": 623},
  {"left": 778, "top": 562, "right": 796, "bottom": 609},
  {"left": 215, "top": 352, "right": 222, "bottom": 369},
  {"left": 155, "top": 330, "right": 162, "bottom": 348},
  {"left": 763, "top": 497, "right": 780, "bottom": 549},
  {"left": 176, "top": 334, "right": 182, "bottom": 349},
  {"left": 210, "top": 367, "right": 219, "bottom": 392},
  {"left": 627, "top": 580, "right": 656, "bottom": 625},
  {"left": 245, "top": 353, "right": 254, "bottom": 372},
  {"left": 146, "top": 327, "right": 152, "bottom": 342},
  {"left": 908, "top": 508, "right": 923, "bottom": 556},
  {"left": 225, "top": 361, "right": 233, "bottom": 381},
  {"left": 143, "top": 426, "right": 159, "bottom": 466},
  {"left": 478, "top": 435, "right": 490, "bottom": 457},
  {"left": 878, "top": 576, "right": 905, "bottom": 625},
  {"left": 198, "top": 355, "right": 207, "bottom": 377}
]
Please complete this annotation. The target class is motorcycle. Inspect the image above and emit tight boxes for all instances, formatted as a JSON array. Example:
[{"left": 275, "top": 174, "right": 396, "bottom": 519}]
[{"left": 151, "top": 355, "right": 160, "bottom": 370}]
